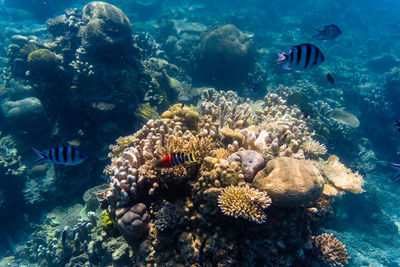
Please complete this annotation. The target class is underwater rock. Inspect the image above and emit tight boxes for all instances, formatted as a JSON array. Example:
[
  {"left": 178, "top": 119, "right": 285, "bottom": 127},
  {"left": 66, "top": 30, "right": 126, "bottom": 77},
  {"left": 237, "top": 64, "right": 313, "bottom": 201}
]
[
  {"left": 227, "top": 150, "right": 265, "bottom": 182},
  {"left": 116, "top": 203, "right": 150, "bottom": 244},
  {"left": 195, "top": 24, "right": 256, "bottom": 88},
  {"left": 253, "top": 157, "right": 324, "bottom": 207},
  {"left": 1, "top": 97, "right": 47, "bottom": 125},
  {"left": 81, "top": 1, "right": 133, "bottom": 60}
]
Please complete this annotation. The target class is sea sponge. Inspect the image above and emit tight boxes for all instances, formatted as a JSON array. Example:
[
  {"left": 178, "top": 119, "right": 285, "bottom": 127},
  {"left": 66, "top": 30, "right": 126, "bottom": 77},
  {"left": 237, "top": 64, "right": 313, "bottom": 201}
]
[
  {"left": 27, "top": 49, "right": 62, "bottom": 75},
  {"left": 315, "top": 155, "right": 364, "bottom": 196},
  {"left": 312, "top": 233, "right": 350, "bottom": 267},
  {"left": 253, "top": 157, "right": 324, "bottom": 207},
  {"left": 218, "top": 185, "right": 271, "bottom": 224}
]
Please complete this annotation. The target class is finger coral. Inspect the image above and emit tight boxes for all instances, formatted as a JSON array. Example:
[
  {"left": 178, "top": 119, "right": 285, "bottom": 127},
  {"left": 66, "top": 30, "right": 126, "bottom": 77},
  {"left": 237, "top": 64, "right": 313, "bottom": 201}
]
[
  {"left": 312, "top": 233, "right": 350, "bottom": 267},
  {"left": 218, "top": 185, "right": 271, "bottom": 224}
]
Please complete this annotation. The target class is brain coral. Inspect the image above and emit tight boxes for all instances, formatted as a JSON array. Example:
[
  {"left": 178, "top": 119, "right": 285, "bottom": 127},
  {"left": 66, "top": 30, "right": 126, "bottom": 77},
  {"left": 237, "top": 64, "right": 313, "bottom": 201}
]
[
  {"left": 253, "top": 157, "right": 324, "bottom": 207},
  {"left": 218, "top": 185, "right": 271, "bottom": 223},
  {"left": 312, "top": 233, "right": 350, "bottom": 267}
]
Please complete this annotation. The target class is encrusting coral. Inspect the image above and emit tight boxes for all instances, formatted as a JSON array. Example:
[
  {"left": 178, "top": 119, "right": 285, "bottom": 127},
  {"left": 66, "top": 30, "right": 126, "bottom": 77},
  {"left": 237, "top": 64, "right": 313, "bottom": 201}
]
[
  {"left": 312, "top": 233, "right": 350, "bottom": 267},
  {"left": 218, "top": 185, "right": 272, "bottom": 223}
]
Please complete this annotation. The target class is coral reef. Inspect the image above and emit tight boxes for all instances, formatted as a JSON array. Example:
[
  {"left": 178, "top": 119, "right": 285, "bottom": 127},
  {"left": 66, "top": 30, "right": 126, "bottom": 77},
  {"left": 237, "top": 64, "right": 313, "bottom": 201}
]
[
  {"left": 218, "top": 185, "right": 271, "bottom": 223},
  {"left": 312, "top": 233, "right": 350, "bottom": 267},
  {"left": 9, "top": 88, "right": 365, "bottom": 266},
  {"left": 253, "top": 157, "right": 324, "bottom": 207}
]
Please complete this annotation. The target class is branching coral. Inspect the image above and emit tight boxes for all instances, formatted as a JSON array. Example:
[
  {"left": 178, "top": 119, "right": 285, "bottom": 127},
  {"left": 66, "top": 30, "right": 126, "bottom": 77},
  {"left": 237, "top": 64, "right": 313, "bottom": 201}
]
[
  {"left": 312, "top": 233, "right": 350, "bottom": 267},
  {"left": 218, "top": 185, "right": 271, "bottom": 224},
  {"left": 161, "top": 103, "right": 199, "bottom": 131},
  {"left": 313, "top": 155, "right": 364, "bottom": 196}
]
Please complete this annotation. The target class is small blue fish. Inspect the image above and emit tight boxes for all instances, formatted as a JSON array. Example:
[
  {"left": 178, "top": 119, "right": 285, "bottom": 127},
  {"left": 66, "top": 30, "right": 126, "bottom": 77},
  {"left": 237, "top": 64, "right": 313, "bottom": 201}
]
[
  {"left": 313, "top": 24, "right": 342, "bottom": 41},
  {"left": 388, "top": 163, "right": 400, "bottom": 182},
  {"left": 32, "top": 146, "right": 87, "bottom": 166},
  {"left": 274, "top": 43, "right": 324, "bottom": 71}
]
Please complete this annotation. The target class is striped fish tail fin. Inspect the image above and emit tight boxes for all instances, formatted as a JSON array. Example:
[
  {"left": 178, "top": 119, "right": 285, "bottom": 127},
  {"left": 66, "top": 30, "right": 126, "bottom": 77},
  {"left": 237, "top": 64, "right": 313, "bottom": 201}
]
[
  {"left": 185, "top": 153, "right": 196, "bottom": 162},
  {"left": 32, "top": 147, "right": 47, "bottom": 164}
]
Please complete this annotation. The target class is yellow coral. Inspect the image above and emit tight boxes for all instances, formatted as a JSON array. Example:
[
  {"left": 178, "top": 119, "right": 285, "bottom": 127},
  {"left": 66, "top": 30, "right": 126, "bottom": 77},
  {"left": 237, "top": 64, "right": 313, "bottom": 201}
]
[
  {"left": 220, "top": 126, "right": 242, "bottom": 141},
  {"left": 302, "top": 138, "right": 327, "bottom": 156},
  {"left": 318, "top": 156, "right": 364, "bottom": 195},
  {"left": 161, "top": 104, "right": 199, "bottom": 130},
  {"left": 312, "top": 233, "right": 350, "bottom": 267},
  {"left": 212, "top": 148, "right": 231, "bottom": 159},
  {"left": 218, "top": 185, "right": 271, "bottom": 224},
  {"left": 136, "top": 103, "right": 160, "bottom": 121},
  {"left": 108, "top": 135, "right": 138, "bottom": 159}
]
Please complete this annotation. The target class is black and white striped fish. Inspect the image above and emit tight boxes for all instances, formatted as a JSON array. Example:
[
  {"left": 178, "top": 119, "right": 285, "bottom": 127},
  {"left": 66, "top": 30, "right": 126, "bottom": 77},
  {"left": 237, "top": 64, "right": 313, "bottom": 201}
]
[
  {"left": 313, "top": 24, "right": 341, "bottom": 41},
  {"left": 32, "top": 146, "right": 87, "bottom": 166},
  {"left": 274, "top": 43, "right": 324, "bottom": 71}
]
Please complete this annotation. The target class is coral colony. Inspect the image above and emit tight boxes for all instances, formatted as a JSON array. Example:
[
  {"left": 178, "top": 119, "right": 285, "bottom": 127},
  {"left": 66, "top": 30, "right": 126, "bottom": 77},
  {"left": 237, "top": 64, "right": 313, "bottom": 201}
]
[{"left": 6, "top": 0, "right": 398, "bottom": 266}]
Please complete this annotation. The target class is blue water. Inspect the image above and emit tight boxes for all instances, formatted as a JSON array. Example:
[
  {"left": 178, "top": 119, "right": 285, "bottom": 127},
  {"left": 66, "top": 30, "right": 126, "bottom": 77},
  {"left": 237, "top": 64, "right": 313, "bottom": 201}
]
[{"left": 0, "top": 0, "right": 399, "bottom": 266}]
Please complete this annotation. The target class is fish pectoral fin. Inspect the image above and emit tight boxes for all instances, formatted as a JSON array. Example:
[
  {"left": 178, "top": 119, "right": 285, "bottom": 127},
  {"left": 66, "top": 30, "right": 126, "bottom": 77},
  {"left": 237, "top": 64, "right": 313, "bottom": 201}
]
[{"left": 391, "top": 173, "right": 400, "bottom": 182}]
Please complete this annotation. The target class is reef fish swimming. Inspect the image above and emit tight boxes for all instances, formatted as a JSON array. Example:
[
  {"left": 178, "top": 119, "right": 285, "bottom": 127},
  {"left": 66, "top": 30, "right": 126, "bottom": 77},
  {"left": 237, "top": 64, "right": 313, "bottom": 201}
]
[
  {"left": 156, "top": 152, "right": 196, "bottom": 168},
  {"left": 388, "top": 163, "right": 400, "bottom": 182},
  {"left": 274, "top": 43, "right": 325, "bottom": 71},
  {"left": 313, "top": 24, "right": 342, "bottom": 41},
  {"left": 394, "top": 120, "right": 400, "bottom": 132},
  {"left": 32, "top": 146, "right": 87, "bottom": 165}
]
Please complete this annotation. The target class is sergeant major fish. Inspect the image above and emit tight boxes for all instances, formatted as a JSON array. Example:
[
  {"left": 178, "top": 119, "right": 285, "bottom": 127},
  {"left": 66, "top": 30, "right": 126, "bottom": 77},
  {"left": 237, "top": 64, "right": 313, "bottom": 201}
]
[
  {"left": 388, "top": 163, "right": 400, "bottom": 182},
  {"left": 313, "top": 24, "right": 342, "bottom": 41},
  {"left": 155, "top": 152, "right": 196, "bottom": 168},
  {"left": 32, "top": 146, "right": 87, "bottom": 165},
  {"left": 274, "top": 43, "right": 325, "bottom": 71}
]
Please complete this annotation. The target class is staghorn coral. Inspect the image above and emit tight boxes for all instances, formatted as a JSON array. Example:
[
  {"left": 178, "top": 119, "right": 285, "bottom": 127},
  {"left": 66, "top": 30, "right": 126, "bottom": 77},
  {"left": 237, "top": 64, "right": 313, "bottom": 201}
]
[
  {"left": 218, "top": 185, "right": 271, "bottom": 224},
  {"left": 312, "top": 233, "right": 350, "bottom": 267},
  {"left": 313, "top": 155, "right": 364, "bottom": 196}
]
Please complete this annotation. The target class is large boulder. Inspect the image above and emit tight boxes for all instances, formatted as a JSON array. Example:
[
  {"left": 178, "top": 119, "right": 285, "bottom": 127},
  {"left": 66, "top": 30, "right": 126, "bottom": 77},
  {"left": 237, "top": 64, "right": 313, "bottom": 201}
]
[
  {"left": 227, "top": 150, "right": 265, "bottom": 182},
  {"left": 194, "top": 24, "right": 256, "bottom": 88},
  {"left": 253, "top": 157, "right": 324, "bottom": 207}
]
